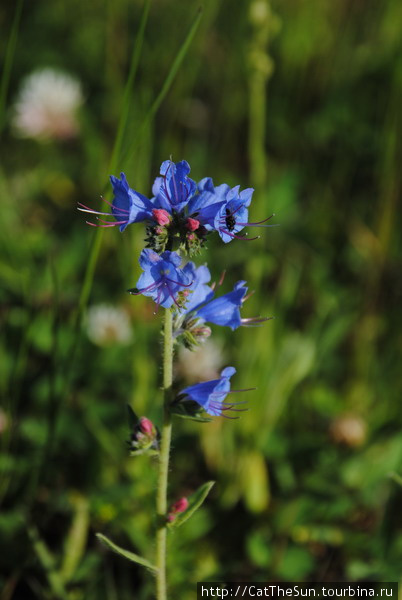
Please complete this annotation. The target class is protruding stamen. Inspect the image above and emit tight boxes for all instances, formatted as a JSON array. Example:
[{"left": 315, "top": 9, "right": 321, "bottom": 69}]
[
  {"left": 219, "top": 228, "right": 260, "bottom": 241},
  {"left": 241, "top": 316, "right": 274, "bottom": 326},
  {"left": 218, "top": 270, "right": 226, "bottom": 287},
  {"left": 101, "top": 197, "right": 130, "bottom": 213},
  {"left": 78, "top": 201, "right": 130, "bottom": 217},
  {"left": 165, "top": 277, "right": 193, "bottom": 288},
  {"left": 235, "top": 222, "right": 279, "bottom": 228},
  {"left": 238, "top": 214, "right": 275, "bottom": 226},
  {"left": 165, "top": 281, "right": 181, "bottom": 308},
  {"left": 77, "top": 202, "right": 113, "bottom": 216},
  {"left": 128, "top": 281, "right": 162, "bottom": 295},
  {"left": 93, "top": 221, "right": 125, "bottom": 228},
  {"left": 97, "top": 218, "right": 128, "bottom": 225},
  {"left": 227, "top": 387, "right": 256, "bottom": 393},
  {"left": 242, "top": 290, "right": 255, "bottom": 303}
]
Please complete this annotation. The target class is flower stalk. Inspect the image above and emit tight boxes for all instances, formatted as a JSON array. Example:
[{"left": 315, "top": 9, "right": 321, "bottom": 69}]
[{"left": 156, "top": 308, "right": 174, "bottom": 600}]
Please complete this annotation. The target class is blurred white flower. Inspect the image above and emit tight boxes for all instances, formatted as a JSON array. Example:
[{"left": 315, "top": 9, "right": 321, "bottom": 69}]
[
  {"left": 86, "top": 305, "right": 132, "bottom": 347},
  {"left": 12, "top": 68, "right": 83, "bottom": 140},
  {"left": 329, "top": 414, "right": 367, "bottom": 448},
  {"left": 176, "top": 339, "right": 225, "bottom": 382}
]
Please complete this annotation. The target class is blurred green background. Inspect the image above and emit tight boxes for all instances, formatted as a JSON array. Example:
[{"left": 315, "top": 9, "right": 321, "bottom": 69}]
[{"left": 1, "top": 0, "right": 401, "bottom": 598}]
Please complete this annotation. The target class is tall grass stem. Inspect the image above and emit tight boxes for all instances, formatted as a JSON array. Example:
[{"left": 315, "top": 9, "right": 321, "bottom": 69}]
[{"left": 0, "top": 0, "right": 24, "bottom": 136}]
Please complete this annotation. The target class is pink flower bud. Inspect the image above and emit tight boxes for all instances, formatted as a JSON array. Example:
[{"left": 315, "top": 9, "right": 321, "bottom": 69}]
[
  {"left": 152, "top": 208, "right": 171, "bottom": 226},
  {"left": 170, "top": 496, "right": 189, "bottom": 514},
  {"left": 186, "top": 218, "right": 200, "bottom": 231},
  {"left": 188, "top": 233, "right": 195, "bottom": 241},
  {"left": 139, "top": 417, "right": 155, "bottom": 436}
]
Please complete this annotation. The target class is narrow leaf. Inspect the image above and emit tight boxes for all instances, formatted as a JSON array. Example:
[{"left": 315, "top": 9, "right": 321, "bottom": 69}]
[
  {"left": 129, "top": 448, "right": 158, "bottom": 457},
  {"left": 108, "top": 0, "right": 151, "bottom": 176},
  {"left": 0, "top": 0, "right": 24, "bottom": 136},
  {"left": 28, "top": 525, "right": 70, "bottom": 600},
  {"left": 171, "top": 411, "right": 212, "bottom": 423},
  {"left": 121, "top": 7, "right": 203, "bottom": 172},
  {"left": 60, "top": 495, "right": 89, "bottom": 583},
  {"left": 171, "top": 402, "right": 212, "bottom": 423},
  {"left": 96, "top": 533, "right": 158, "bottom": 573},
  {"left": 169, "top": 481, "right": 215, "bottom": 529}
]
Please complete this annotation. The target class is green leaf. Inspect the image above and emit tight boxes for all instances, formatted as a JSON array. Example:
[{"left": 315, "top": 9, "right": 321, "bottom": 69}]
[
  {"left": 171, "top": 411, "right": 212, "bottom": 423},
  {"left": 96, "top": 533, "right": 158, "bottom": 573},
  {"left": 170, "top": 402, "right": 212, "bottom": 423},
  {"left": 129, "top": 448, "right": 158, "bottom": 458},
  {"left": 169, "top": 481, "right": 215, "bottom": 529}
]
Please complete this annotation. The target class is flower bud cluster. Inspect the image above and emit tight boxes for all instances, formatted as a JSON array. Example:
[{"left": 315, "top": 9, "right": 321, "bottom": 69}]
[{"left": 129, "top": 416, "right": 158, "bottom": 452}]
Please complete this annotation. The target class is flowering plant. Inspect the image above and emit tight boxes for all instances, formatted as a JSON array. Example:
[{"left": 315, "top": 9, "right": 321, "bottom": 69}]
[{"left": 81, "top": 159, "right": 274, "bottom": 599}]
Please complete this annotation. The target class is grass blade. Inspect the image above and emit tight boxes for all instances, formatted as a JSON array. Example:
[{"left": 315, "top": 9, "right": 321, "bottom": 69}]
[
  {"left": 0, "top": 0, "right": 24, "bottom": 136},
  {"left": 121, "top": 6, "right": 203, "bottom": 172},
  {"left": 108, "top": 0, "right": 151, "bottom": 176},
  {"left": 28, "top": 525, "right": 70, "bottom": 600}
]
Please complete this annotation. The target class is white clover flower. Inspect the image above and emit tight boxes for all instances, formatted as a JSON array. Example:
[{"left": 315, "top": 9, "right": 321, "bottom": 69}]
[
  {"left": 86, "top": 304, "right": 132, "bottom": 347},
  {"left": 12, "top": 68, "right": 83, "bottom": 140},
  {"left": 176, "top": 339, "right": 225, "bottom": 382},
  {"left": 329, "top": 414, "right": 367, "bottom": 448}
]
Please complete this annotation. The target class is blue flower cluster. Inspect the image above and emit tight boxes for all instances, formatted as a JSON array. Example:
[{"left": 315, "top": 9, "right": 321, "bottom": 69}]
[
  {"left": 80, "top": 159, "right": 274, "bottom": 417},
  {"left": 79, "top": 159, "right": 275, "bottom": 255}
]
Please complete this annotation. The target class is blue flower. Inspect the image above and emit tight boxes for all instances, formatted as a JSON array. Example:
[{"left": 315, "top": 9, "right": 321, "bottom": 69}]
[
  {"left": 128, "top": 249, "right": 192, "bottom": 309},
  {"left": 213, "top": 186, "right": 254, "bottom": 243},
  {"left": 196, "top": 281, "right": 248, "bottom": 330},
  {"left": 181, "top": 263, "right": 214, "bottom": 313},
  {"left": 178, "top": 367, "right": 239, "bottom": 417},
  {"left": 176, "top": 263, "right": 270, "bottom": 332},
  {"left": 187, "top": 177, "right": 228, "bottom": 230},
  {"left": 212, "top": 185, "right": 276, "bottom": 243},
  {"left": 77, "top": 173, "right": 153, "bottom": 232},
  {"left": 109, "top": 173, "right": 154, "bottom": 230},
  {"left": 152, "top": 160, "right": 196, "bottom": 214}
]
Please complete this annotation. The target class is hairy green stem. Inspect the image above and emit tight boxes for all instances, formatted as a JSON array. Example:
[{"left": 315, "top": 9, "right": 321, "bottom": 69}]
[{"left": 156, "top": 309, "right": 173, "bottom": 600}]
